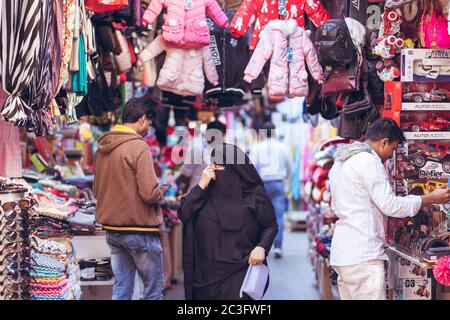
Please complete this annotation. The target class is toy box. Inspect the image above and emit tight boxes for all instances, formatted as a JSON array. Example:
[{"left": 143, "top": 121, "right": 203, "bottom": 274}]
[
  {"left": 397, "top": 278, "right": 432, "bottom": 300},
  {"left": 395, "top": 140, "right": 450, "bottom": 180},
  {"left": 397, "top": 257, "right": 428, "bottom": 279},
  {"left": 402, "top": 83, "right": 450, "bottom": 111},
  {"left": 401, "top": 49, "right": 450, "bottom": 82},
  {"left": 400, "top": 111, "right": 450, "bottom": 140},
  {"left": 383, "top": 81, "right": 402, "bottom": 125}
]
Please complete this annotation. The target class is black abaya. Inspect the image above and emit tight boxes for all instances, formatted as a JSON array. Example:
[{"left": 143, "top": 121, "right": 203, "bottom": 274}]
[
  {"left": 179, "top": 185, "right": 277, "bottom": 300},
  {"left": 178, "top": 144, "right": 278, "bottom": 300}
]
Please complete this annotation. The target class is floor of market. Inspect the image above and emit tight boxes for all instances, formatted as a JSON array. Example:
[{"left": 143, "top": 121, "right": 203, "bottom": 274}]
[{"left": 164, "top": 229, "right": 319, "bottom": 300}]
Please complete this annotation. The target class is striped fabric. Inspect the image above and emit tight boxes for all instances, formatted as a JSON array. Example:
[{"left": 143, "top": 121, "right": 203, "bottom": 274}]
[
  {"left": 0, "top": 0, "right": 43, "bottom": 126},
  {"left": 24, "top": 0, "right": 53, "bottom": 116}
]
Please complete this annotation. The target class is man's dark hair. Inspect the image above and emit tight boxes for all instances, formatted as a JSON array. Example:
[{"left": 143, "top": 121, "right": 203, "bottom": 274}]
[
  {"left": 261, "top": 121, "right": 276, "bottom": 139},
  {"left": 365, "top": 118, "right": 406, "bottom": 144},
  {"left": 121, "top": 97, "right": 157, "bottom": 124},
  {"left": 207, "top": 120, "right": 227, "bottom": 135}
]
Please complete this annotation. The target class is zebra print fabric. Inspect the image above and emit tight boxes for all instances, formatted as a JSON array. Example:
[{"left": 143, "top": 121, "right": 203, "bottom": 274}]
[{"left": 0, "top": 0, "right": 43, "bottom": 126}]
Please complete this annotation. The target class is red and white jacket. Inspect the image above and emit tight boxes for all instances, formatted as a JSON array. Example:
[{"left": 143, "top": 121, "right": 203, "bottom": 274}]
[{"left": 230, "top": 0, "right": 331, "bottom": 49}]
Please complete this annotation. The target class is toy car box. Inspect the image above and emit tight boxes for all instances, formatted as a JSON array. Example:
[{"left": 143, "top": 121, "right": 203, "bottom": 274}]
[
  {"left": 402, "top": 83, "right": 450, "bottom": 111},
  {"left": 395, "top": 140, "right": 450, "bottom": 179},
  {"left": 400, "top": 111, "right": 450, "bottom": 139},
  {"left": 401, "top": 49, "right": 450, "bottom": 82}
]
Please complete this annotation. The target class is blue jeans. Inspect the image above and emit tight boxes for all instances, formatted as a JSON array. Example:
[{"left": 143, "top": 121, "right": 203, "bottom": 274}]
[
  {"left": 264, "top": 181, "right": 286, "bottom": 249},
  {"left": 106, "top": 232, "right": 164, "bottom": 300}
]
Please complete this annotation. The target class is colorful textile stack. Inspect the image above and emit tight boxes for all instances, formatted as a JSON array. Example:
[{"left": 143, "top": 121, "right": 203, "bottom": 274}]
[
  {"left": 29, "top": 236, "right": 81, "bottom": 300},
  {"left": 67, "top": 201, "right": 97, "bottom": 235}
]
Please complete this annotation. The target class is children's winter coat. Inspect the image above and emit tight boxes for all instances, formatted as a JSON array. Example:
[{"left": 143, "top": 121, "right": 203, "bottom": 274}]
[
  {"left": 204, "top": 10, "right": 250, "bottom": 106},
  {"left": 142, "top": 0, "right": 229, "bottom": 49},
  {"left": 243, "top": 19, "right": 323, "bottom": 98},
  {"left": 139, "top": 35, "right": 219, "bottom": 96},
  {"left": 230, "top": 0, "right": 330, "bottom": 49}
]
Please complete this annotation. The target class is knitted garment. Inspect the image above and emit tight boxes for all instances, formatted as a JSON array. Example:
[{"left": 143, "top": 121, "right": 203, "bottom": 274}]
[
  {"left": 31, "top": 252, "right": 66, "bottom": 272},
  {"left": 32, "top": 275, "right": 67, "bottom": 284},
  {"left": 30, "top": 279, "right": 69, "bottom": 290}
]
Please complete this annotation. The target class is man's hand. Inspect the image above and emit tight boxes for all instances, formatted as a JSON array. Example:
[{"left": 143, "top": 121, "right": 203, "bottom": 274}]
[
  {"left": 248, "top": 246, "right": 266, "bottom": 265},
  {"left": 421, "top": 187, "right": 450, "bottom": 207}
]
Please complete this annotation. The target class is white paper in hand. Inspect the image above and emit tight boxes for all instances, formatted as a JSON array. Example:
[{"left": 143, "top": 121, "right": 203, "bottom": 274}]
[{"left": 239, "top": 264, "right": 269, "bottom": 300}]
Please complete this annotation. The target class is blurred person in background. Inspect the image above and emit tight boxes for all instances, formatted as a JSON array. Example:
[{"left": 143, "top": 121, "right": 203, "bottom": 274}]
[{"left": 249, "top": 122, "right": 292, "bottom": 259}]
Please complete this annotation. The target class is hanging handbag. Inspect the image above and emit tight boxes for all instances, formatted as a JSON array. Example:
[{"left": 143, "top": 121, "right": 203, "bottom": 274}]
[
  {"left": 342, "top": 88, "right": 374, "bottom": 119},
  {"left": 338, "top": 106, "right": 379, "bottom": 140},
  {"left": 320, "top": 64, "right": 360, "bottom": 97},
  {"left": 319, "top": 96, "right": 339, "bottom": 120}
]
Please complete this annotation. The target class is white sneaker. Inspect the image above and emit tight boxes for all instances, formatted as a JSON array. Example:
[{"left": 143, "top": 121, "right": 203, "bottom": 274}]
[{"left": 273, "top": 248, "right": 283, "bottom": 259}]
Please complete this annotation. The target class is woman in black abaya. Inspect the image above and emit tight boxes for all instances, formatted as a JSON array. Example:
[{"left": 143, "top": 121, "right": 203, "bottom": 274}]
[{"left": 178, "top": 143, "right": 278, "bottom": 300}]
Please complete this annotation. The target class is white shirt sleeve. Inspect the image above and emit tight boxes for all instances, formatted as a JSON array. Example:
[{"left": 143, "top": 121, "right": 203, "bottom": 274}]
[{"left": 359, "top": 155, "right": 422, "bottom": 218}]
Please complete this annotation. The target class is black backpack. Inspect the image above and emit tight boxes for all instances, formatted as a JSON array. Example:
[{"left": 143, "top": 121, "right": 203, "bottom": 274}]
[{"left": 314, "top": 19, "right": 356, "bottom": 67}]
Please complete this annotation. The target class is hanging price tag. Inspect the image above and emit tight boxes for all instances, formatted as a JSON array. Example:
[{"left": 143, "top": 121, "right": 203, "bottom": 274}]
[
  {"left": 230, "top": 38, "right": 238, "bottom": 47},
  {"left": 285, "top": 47, "right": 293, "bottom": 62},
  {"left": 185, "top": 0, "right": 193, "bottom": 10}
]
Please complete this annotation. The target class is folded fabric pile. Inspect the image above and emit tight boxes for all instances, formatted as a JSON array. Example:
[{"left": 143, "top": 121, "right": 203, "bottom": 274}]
[
  {"left": 31, "top": 198, "right": 78, "bottom": 238},
  {"left": 30, "top": 237, "right": 81, "bottom": 300},
  {"left": 63, "top": 175, "right": 94, "bottom": 190},
  {"left": 79, "top": 258, "right": 113, "bottom": 282},
  {"left": 68, "top": 201, "right": 98, "bottom": 235}
]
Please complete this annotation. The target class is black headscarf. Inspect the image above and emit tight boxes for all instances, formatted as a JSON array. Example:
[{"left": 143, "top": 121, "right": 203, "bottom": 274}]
[{"left": 208, "top": 144, "right": 270, "bottom": 232}]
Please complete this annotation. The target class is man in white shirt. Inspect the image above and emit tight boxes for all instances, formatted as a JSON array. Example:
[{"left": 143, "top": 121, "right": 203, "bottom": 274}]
[
  {"left": 250, "top": 122, "right": 292, "bottom": 258},
  {"left": 329, "top": 118, "right": 450, "bottom": 300}
]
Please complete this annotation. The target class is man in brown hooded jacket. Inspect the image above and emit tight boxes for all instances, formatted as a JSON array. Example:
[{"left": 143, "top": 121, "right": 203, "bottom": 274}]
[{"left": 94, "top": 98, "right": 168, "bottom": 300}]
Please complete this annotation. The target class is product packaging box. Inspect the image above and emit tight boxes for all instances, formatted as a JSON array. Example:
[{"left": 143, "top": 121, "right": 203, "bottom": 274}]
[
  {"left": 400, "top": 111, "right": 450, "bottom": 140},
  {"left": 401, "top": 49, "right": 450, "bottom": 82},
  {"left": 383, "top": 81, "right": 402, "bottom": 125},
  {"left": 402, "top": 82, "right": 450, "bottom": 111},
  {"left": 395, "top": 140, "right": 450, "bottom": 180},
  {"left": 397, "top": 257, "right": 428, "bottom": 279},
  {"left": 398, "top": 278, "right": 432, "bottom": 300}
]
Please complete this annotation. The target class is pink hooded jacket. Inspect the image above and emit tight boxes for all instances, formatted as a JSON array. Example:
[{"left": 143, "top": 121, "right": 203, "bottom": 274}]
[
  {"left": 139, "top": 35, "right": 218, "bottom": 96},
  {"left": 244, "top": 19, "right": 324, "bottom": 98},
  {"left": 142, "top": 0, "right": 229, "bottom": 49}
]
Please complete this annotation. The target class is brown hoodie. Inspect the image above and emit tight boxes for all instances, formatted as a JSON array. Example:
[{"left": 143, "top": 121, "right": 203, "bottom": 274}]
[{"left": 93, "top": 130, "right": 165, "bottom": 233}]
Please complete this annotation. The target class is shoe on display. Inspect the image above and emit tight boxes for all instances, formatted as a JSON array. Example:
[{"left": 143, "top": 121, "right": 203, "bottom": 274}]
[{"left": 273, "top": 248, "right": 283, "bottom": 259}]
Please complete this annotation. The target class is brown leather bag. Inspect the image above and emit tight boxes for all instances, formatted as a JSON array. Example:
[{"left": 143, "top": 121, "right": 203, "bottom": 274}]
[{"left": 320, "top": 64, "right": 360, "bottom": 97}]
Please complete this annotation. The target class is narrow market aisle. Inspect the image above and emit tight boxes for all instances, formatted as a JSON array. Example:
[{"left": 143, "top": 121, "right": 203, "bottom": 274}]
[
  {"left": 263, "top": 230, "right": 319, "bottom": 300},
  {"left": 163, "top": 230, "right": 319, "bottom": 300}
]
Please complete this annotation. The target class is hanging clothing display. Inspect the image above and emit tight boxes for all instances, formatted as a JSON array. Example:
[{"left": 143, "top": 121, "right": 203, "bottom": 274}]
[
  {"left": 59, "top": 0, "right": 77, "bottom": 92},
  {"left": 0, "top": 120, "right": 22, "bottom": 178},
  {"left": 243, "top": 20, "right": 324, "bottom": 98},
  {"left": 23, "top": 0, "right": 54, "bottom": 131},
  {"left": 142, "top": 0, "right": 229, "bottom": 49},
  {"left": 139, "top": 36, "right": 219, "bottom": 97},
  {"left": 0, "top": 0, "right": 44, "bottom": 126},
  {"left": 72, "top": 35, "right": 89, "bottom": 96},
  {"left": 230, "top": 0, "right": 331, "bottom": 49},
  {"left": 204, "top": 10, "right": 250, "bottom": 106}
]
